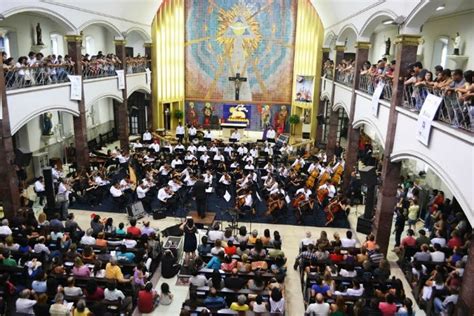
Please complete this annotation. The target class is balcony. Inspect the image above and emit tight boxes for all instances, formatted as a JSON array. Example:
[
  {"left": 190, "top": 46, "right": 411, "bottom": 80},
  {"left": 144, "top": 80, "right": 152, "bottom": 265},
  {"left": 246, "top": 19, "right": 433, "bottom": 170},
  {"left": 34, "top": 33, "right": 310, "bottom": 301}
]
[
  {"left": 4, "top": 65, "right": 75, "bottom": 91},
  {"left": 335, "top": 69, "right": 354, "bottom": 87}
]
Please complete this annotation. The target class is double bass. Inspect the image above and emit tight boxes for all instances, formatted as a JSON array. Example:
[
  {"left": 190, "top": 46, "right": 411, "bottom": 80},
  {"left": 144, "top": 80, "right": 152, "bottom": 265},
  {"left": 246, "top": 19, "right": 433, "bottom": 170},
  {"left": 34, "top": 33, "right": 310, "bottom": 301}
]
[
  {"left": 324, "top": 198, "right": 343, "bottom": 226},
  {"left": 305, "top": 169, "right": 319, "bottom": 189}
]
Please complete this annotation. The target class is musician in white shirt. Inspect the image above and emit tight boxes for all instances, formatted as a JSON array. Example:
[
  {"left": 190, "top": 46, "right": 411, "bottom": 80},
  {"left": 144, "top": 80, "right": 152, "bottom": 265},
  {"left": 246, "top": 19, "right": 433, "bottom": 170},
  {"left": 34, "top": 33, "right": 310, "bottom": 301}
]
[
  {"left": 231, "top": 129, "right": 241, "bottom": 141},
  {"left": 197, "top": 144, "right": 207, "bottom": 153},
  {"left": 203, "top": 129, "right": 212, "bottom": 140},
  {"left": 200, "top": 152, "right": 210, "bottom": 163},
  {"left": 244, "top": 154, "right": 254, "bottom": 164},
  {"left": 132, "top": 139, "right": 143, "bottom": 150},
  {"left": 237, "top": 190, "right": 253, "bottom": 214},
  {"left": 174, "top": 142, "right": 185, "bottom": 151},
  {"left": 168, "top": 177, "right": 182, "bottom": 192},
  {"left": 296, "top": 187, "right": 311, "bottom": 200},
  {"left": 158, "top": 186, "right": 174, "bottom": 203},
  {"left": 209, "top": 144, "right": 219, "bottom": 153},
  {"left": 188, "top": 125, "right": 197, "bottom": 141},
  {"left": 203, "top": 170, "right": 213, "bottom": 185},
  {"left": 142, "top": 129, "right": 153, "bottom": 144},
  {"left": 237, "top": 145, "right": 248, "bottom": 156},
  {"left": 184, "top": 152, "right": 196, "bottom": 161},
  {"left": 188, "top": 144, "right": 197, "bottom": 154},
  {"left": 224, "top": 145, "right": 233, "bottom": 155},
  {"left": 136, "top": 181, "right": 151, "bottom": 212},
  {"left": 171, "top": 157, "right": 183, "bottom": 169},
  {"left": 250, "top": 147, "right": 258, "bottom": 158},
  {"left": 291, "top": 156, "right": 305, "bottom": 169},
  {"left": 176, "top": 122, "right": 185, "bottom": 142},
  {"left": 51, "top": 165, "right": 63, "bottom": 183},
  {"left": 264, "top": 144, "right": 273, "bottom": 157},
  {"left": 110, "top": 182, "right": 127, "bottom": 209},
  {"left": 149, "top": 140, "right": 160, "bottom": 152},
  {"left": 213, "top": 152, "right": 224, "bottom": 162},
  {"left": 244, "top": 161, "right": 255, "bottom": 170},
  {"left": 230, "top": 161, "right": 240, "bottom": 169},
  {"left": 266, "top": 126, "right": 276, "bottom": 141}
]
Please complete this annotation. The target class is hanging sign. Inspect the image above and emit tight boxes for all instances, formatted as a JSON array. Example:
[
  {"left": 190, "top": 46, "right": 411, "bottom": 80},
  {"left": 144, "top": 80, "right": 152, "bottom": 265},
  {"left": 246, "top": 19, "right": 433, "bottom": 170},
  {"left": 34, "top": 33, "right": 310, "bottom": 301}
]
[
  {"left": 116, "top": 70, "right": 125, "bottom": 90},
  {"left": 68, "top": 75, "right": 82, "bottom": 100},
  {"left": 371, "top": 82, "right": 385, "bottom": 116},
  {"left": 417, "top": 93, "right": 442, "bottom": 146}
]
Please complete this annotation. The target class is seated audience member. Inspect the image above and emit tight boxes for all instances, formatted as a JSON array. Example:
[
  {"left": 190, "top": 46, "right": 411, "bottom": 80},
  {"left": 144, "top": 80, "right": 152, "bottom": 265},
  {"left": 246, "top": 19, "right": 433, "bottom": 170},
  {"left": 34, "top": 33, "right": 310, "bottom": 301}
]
[
  {"left": 189, "top": 268, "right": 208, "bottom": 287},
  {"left": 198, "top": 236, "right": 212, "bottom": 257},
  {"left": 49, "top": 293, "right": 69, "bottom": 316},
  {"left": 104, "top": 281, "right": 133, "bottom": 314},
  {"left": 105, "top": 256, "right": 129, "bottom": 282},
  {"left": 207, "top": 251, "right": 224, "bottom": 270},
  {"left": 378, "top": 293, "right": 397, "bottom": 316},
  {"left": 224, "top": 240, "right": 237, "bottom": 255},
  {"left": 159, "top": 282, "right": 174, "bottom": 305},
  {"left": 63, "top": 276, "right": 83, "bottom": 297},
  {"left": 306, "top": 293, "right": 330, "bottom": 315},
  {"left": 72, "top": 257, "right": 90, "bottom": 277},
  {"left": 225, "top": 268, "right": 247, "bottom": 291},
  {"left": 341, "top": 230, "right": 357, "bottom": 248},
  {"left": 127, "top": 218, "right": 142, "bottom": 237},
  {"left": 80, "top": 228, "right": 96, "bottom": 245},
  {"left": 413, "top": 244, "right": 431, "bottom": 262},
  {"left": 203, "top": 287, "right": 227, "bottom": 310},
  {"left": 117, "top": 244, "right": 136, "bottom": 263},
  {"left": 85, "top": 279, "right": 105, "bottom": 301},
  {"left": 72, "top": 299, "right": 91, "bottom": 316},
  {"left": 95, "top": 232, "right": 108, "bottom": 247},
  {"left": 401, "top": 229, "right": 417, "bottom": 248},
  {"left": 16, "top": 289, "right": 37, "bottom": 314},
  {"left": 207, "top": 223, "right": 225, "bottom": 242},
  {"left": 161, "top": 250, "right": 181, "bottom": 278},
  {"left": 250, "top": 295, "right": 268, "bottom": 313},
  {"left": 221, "top": 255, "right": 237, "bottom": 272},
  {"left": 138, "top": 282, "right": 160, "bottom": 313},
  {"left": 311, "top": 277, "right": 332, "bottom": 297},
  {"left": 430, "top": 243, "right": 446, "bottom": 262},
  {"left": 329, "top": 247, "right": 344, "bottom": 263},
  {"left": 269, "top": 287, "right": 285, "bottom": 314},
  {"left": 230, "top": 294, "right": 250, "bottom": 312}
]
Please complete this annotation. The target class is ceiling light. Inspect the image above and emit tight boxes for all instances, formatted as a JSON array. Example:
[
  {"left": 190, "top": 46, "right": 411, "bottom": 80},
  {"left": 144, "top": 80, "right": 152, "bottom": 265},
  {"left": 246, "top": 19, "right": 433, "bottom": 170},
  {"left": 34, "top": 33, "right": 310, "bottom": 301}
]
[
  {"left": 436, "top": 5, "right": 445, "bottom": 11},
  {"left": 382, "top": 20, "right": 394, "bottom": 25}
]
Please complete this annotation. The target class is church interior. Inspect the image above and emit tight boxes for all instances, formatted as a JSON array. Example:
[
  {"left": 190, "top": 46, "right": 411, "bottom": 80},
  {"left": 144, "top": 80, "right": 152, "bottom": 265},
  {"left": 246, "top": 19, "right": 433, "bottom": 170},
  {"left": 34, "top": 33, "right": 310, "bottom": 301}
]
[{"left": 0, "top": 0, "right": 473, "bottom": 315}]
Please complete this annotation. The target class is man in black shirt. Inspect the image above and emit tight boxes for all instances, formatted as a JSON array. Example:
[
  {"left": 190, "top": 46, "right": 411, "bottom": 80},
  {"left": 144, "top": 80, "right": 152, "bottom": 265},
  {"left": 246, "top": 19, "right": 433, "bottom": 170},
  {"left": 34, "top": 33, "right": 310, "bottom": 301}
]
[
  {"left": 193, "top": 175, "right": 208, "bottom": 218},
  {"left": 224, "top": 268, "right": 246, "bottom": 291}
]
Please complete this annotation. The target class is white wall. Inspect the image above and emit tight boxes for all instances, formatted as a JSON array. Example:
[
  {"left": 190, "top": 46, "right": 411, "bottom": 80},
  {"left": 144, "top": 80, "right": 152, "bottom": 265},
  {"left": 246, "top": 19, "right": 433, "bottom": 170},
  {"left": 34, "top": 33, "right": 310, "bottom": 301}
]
[
  {"left": 0, "top": 13, "right": 67, "bottom": 57},
  {"left": 87, "top": 98, "right": 115, "bottom": 140},
  {"left": 81, "top": 25, "right": 115, "bottom": 56},
  {"left": 126, "top": 32, "right": 145, "bottom": 57},
  {"left": 420, "top": 11, "right": 474, "bottom": 70},
  {"left": 369, "top": 26, "right": 399, "bottom": 63}
]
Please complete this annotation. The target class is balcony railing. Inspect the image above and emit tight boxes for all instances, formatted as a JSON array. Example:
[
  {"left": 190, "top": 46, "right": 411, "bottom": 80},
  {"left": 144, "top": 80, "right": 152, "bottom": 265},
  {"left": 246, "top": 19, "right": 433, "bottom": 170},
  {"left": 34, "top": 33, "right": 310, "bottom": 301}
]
[
  {"left": 125, "top": 58, "right": 150, "bottom": 74},
  {"left": 358, "top": 74, "right": 393, "bottom": 101},
  {"left": 4, "top": 65, "right": 75, "bottom": 90},
  {"left": 335, "top": 69, "right": 354, "bottom": 87},
  {"left": 323, "top": 67, "right": 334, "bottom": 80},
  {"left": 403, "top": 85, "right": 472, "bottom": 132},
  {"left": 82, "top": 61, "right": 122, "bottom": 80}
]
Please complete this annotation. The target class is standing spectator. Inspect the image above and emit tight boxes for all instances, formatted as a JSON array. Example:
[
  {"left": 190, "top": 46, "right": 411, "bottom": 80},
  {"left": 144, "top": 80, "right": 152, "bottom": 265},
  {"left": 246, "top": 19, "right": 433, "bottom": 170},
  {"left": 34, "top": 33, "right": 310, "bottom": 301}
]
[{"left": 181, "top": 217, "right": 197, "bottom": 266}]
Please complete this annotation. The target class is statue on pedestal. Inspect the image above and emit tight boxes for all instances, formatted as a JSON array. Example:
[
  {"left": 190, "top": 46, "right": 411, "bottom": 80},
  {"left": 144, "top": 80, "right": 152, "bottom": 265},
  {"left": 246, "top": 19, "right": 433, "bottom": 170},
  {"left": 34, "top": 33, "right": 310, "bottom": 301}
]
[
  {"left": 452, "top": 32, "right": 461, "bottom": 55},
  {"left": 41, "top": 112, "right": 54, "bottom": 136},
  {"left": 384, "top": 37, "right": 391, "bottom": 56},
  {"left": 36, "top": 23, "right": 44, "bottom": 46}
]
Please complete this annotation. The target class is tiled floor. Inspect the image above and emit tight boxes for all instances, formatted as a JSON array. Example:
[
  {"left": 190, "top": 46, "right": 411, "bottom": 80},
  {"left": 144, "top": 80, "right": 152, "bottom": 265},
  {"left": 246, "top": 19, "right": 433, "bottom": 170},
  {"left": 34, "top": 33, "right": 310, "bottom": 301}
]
[{"left": 71, "top": 205, "right": 426, "bottom": 316}]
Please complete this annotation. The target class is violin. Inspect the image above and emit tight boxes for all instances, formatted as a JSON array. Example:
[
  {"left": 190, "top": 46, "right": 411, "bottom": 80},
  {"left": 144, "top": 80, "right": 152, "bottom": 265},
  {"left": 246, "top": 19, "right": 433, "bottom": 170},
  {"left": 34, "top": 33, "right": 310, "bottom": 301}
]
[
  {"left": 266, "top": 194, "right": 283, "bottom": 216},
  {"left": 292, "top": 192, "right": 306, "bottom": 208}
]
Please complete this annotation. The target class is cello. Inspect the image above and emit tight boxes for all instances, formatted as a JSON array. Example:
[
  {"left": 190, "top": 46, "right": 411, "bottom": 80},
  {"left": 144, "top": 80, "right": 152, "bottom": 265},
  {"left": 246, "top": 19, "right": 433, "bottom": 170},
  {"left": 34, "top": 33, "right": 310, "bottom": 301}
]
[{"left": 305, "top": 169, "right": 319, "bottom": 189}]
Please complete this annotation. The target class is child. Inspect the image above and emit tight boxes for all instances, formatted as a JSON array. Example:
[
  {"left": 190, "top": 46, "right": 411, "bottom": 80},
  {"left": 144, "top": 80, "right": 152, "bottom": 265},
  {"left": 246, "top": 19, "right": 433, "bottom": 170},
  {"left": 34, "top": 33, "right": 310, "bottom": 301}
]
[
  {"left": 159, "top": 282, "right": 174, "bottom": 305},
  {"left": 115, "top": 222, "right": 126, "bottom": 236}
]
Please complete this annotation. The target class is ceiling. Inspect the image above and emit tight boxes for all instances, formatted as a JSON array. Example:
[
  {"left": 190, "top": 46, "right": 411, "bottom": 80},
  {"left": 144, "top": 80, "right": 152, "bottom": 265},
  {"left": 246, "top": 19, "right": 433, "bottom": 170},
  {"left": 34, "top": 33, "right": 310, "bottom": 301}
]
[
  {"left": 428, "top": 0, "right": 474, "bottom": 19},
  {"left": 310, "top": 0, "right": 383, "bottom": 28}
]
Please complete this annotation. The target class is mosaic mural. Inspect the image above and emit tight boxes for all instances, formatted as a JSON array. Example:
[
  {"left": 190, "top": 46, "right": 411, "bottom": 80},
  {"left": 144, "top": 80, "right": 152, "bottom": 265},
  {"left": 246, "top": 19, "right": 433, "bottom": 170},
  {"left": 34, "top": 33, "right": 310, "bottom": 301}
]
[{"left": 185, "top": 0, "right": 296, "bottom": 102}]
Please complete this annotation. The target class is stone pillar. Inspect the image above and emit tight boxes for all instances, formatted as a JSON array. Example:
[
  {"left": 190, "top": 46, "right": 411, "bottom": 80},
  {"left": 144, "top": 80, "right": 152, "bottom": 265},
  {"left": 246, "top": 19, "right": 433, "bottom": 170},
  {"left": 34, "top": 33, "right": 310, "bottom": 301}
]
[
  {"left": 373, "top": 35, "right": 420, "bottom": 255},
  {"left": 458, "top": 230, "right": 474, "bottom": 315},
  {"left": 0, "top": 54, "right": 21, "bottom": 219},
  {"left": 115, "top": 39, "right": 130, "bottom": 152},
  {"left": 144, "top": 42, "right": 153, "bottom": 130},
  {"left": 326, "top": 45, "right": 345, "bottom": 157},
  {"left": 342, "top": 42, "right": 370, "bottom": 191},
  {"left": 65, "top": 35, "right": 89, "bottom": 170}
]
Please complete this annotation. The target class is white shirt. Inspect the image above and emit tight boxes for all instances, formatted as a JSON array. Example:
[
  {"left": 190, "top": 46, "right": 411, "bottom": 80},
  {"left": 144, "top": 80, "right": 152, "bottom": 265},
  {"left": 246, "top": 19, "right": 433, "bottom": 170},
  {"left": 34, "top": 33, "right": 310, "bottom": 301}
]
[
  {"left": 168, "top": 180, "right": 182, "bottom": 192},
  {"left": 143, "top": 131, "right": 152, "bottom": 141},
  {"left": 0, "top": 225, "right": 13, "bottom": 235},
  {"left": 171, "top": 159, "right": 183, "bottom": 169},
  {"left": 198, "top": 145, "right": 207, "bottom": 152},
  {"left": 431, "top": 237, "right": 446, "bottom": 247},
  {"left": 250, "top": 148, "right": 258, "bottom": 158},
  {"left": 200, "top": 154, "right": 210, "bottom": 163},
  {"left": 237, "top": 146, "right": 248, "bottom": 155},
  {"left": 204, "top": 131, "right": 212, "bottom": 139},
  {"left": 136, "top": 185, "right": 149, "bottom": 199},
  {"left": 188, "top": 127, "right": 197, "bottom": 136},
  {"left": 430, "top": 251, "right": 446, "bottom": 262},
  {"left": 95, "top": 176, "right": 109, "bottom": 186},
  {"left": 80, "top": 235, "right": 96, "bottom": 245},
  {"left": 214, "top": 154, "right": 224, "bottom": 161},
  {"left": 219, "top": 175, "right": 231, "bottom": 185},
  {"left": 296, "top": 188, "right": 311, "bottom": 200},
  {"left": 176, "top": 126, "right": 185, "bottom": 135},
  {"left": 266, "top": 129, "right": 276, "bottom": 139},
  {"left": 341, "top": 238, "right": 357, "bottom": 248},
  {"left": 57, "top": 183, "right": 70, "bottom": 199},
  {"left": 117, "top": 154, "right": 128, "bottom": 164},
  {"left": 327, "top": 184, "right": 336, "bottom": 198},
  {"left": 244, "top": 164, "right": 255, "bottom": 170},
  {"left": 104, "top": 288, "right": 125, "bottom": 301},
  {"left": 109, "top": 186, "right": 123, "bottom": 197},
  {"left": 34, "top": 180, "right": 45, "bottom": 192},
  {"left": 306, "top": 302, "right": 330, "bottom": 316},
  {"left": 149, "top": 143, "right": 160, "bottom": 152},
  {"left": 203, "top": 174, "right": 213, "bottom": 184},
  {"left": 231, "top": 131, "right": 241, "bottom": 141},
  {"left": 175, "top": 144, "right": 185, "bottom": 151},
  {"left": 208, "top": 230, "right": 225, "bottom": 242},
  {"left": 157, "top": 188, "right": 172, "bottom": 202},
  {"left": 188, "top": 145, "right": 197, "bottom": 154},
  {"left": 16, "top": 298, "right": 37, "bottom": 315},
  {"left": 244, "top": 194, "right": 253, "bottom": 207},
  {"left": 133, "top": 142, "right": 143, "bottom": 149},
  {"left": 185, "top": 154, "right": 196, "bottom": 161},
  {"left": 224, "top": 146, "right": 233, "bottom": 154}
]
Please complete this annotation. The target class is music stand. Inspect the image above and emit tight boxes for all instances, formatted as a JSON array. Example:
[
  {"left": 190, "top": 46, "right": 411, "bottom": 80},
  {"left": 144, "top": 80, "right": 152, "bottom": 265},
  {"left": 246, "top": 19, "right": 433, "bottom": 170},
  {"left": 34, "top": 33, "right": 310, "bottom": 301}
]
[{"left": 229, "top": 138, "right": 237, "bottom": 143}]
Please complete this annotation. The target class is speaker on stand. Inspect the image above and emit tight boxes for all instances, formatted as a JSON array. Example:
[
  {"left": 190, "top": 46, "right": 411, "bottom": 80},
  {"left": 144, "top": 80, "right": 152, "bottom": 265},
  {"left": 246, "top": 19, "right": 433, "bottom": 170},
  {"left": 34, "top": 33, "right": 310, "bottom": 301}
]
[
  {"left": 42, "top": 167, "right": 57, "bottom": 215},
  {"left": 356, "top": 165, "right": 377, "bottom": 235}
]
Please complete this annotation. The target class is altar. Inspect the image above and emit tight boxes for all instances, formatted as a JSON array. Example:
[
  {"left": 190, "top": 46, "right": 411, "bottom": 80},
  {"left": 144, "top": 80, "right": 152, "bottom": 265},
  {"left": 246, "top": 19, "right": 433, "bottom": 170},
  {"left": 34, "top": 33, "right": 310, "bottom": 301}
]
[{"left": 220, "top": 121, "right": 248, "bottom": 138}]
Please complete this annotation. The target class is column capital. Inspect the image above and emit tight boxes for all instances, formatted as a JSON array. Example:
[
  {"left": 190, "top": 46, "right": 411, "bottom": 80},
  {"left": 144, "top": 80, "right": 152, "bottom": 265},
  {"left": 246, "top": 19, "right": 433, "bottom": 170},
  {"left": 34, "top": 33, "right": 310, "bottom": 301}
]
[
  {"left": 394, "top": 35, "right": 422, "bottom": 46},
  {"left": 322, "top": 47, "right": 330, "bottom": 53},
  {"left": 355, "top": 41, "right": 371, "bottom": 49},
  {"left": 144, "top": 42, "right": 153, "bottom": 48},
  {"left": 64, "top": 34, "right": 82, "bottom": 43},
  {"left": 114, "top": 39, "right": 127, "bottom": 46},
  {"left": 335, "top": 45, "right": 346, "bottom": 52}
]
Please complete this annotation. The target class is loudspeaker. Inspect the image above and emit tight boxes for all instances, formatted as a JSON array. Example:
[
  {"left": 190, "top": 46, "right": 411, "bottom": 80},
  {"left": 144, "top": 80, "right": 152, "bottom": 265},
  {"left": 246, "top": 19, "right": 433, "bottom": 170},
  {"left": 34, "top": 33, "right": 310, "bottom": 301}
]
[
  {"left": 356, "top": 215, "right": 372, "bottom": 235},
  {"left": 359, "top": 166, "right": 377, "bottom": 187},
  {"left": 153, "top": 208, "right": 167, "bottom": 220},
  {"left": 42, "top": 167, "right": 56, "bottom": 209},
  {"left": 126, "top": 201, "right": 146, "bottom": 219},
  {"left": 15, "top": 148, "right": 32, "bottom": 167}
]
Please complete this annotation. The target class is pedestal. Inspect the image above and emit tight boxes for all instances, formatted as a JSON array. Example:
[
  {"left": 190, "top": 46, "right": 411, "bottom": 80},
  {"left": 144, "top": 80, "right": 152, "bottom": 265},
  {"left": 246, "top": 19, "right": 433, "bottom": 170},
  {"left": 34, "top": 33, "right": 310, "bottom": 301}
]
[
  {"left": 31, "top": 44, "right": 47, "bottom": 53},
  {"left": 446, "top": 55, "right": 469, "bottom": 69}
]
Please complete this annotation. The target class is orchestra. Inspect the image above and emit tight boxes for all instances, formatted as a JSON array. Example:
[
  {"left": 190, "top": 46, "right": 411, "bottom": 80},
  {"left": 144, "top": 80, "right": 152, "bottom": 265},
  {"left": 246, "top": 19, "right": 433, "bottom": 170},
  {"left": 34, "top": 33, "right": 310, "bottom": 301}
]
[{"left": 62, "top": 130, "right": 348, "bottom": 227}]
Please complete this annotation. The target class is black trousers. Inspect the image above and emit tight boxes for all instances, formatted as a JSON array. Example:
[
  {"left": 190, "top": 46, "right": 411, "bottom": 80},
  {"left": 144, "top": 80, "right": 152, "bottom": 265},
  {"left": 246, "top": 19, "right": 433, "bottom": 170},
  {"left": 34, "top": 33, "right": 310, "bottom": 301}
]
[{"left": 196, "top": 198, "right": 207, "bottom": 217}]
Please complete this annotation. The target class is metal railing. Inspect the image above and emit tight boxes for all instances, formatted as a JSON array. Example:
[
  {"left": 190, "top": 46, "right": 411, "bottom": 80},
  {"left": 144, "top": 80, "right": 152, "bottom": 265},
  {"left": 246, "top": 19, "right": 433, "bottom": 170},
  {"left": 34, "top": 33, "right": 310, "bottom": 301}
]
[
  {"left": 336, "top": 69, "right": 354, "bottom": 87},
  {"left": 125, "top": 58, "right": 150, "bottom": 74},
  {"left": 403, "top": 85, "right": 473, "bottom": 132},
  {"left": 4, "top": 64, "right": 75, "bottom": 90},
  {"left": 358, "top": 74, "right": 393, "bottom": 101},
  {"left": 323, "top": 67, "right": 334, "bottom": 80},
  {"left": 82, "top": 61, "right": 122, "bottom": 79}
]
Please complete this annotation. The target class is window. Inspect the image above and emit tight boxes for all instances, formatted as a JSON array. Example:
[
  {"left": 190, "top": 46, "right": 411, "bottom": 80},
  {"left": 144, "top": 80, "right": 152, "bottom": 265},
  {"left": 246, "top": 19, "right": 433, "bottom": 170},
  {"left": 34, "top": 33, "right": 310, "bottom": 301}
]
[
  {"left": 432, "top": 36, "right": 449, "bottom": 69},
  {"left": 85, "top": 36, "right": 95, "bottom": 56},
  {"left": 51, "top": 36, "right": 59, "bottom": 56}
]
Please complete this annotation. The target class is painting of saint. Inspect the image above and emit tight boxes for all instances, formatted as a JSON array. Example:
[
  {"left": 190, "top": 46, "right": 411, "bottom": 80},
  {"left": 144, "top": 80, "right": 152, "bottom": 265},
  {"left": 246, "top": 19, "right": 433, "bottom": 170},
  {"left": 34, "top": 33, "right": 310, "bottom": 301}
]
[
  {"left": 261, "top": 104, "right": 271, "bottom": 128},
  {"left": 274, "top": 105, "right": 288, "bottom": 134},
  {"left": 202, "top": 103, "right": 213, "bottom": 129},
  {"left": 187, "top": 102, "right": 199, "bottom": 127}
]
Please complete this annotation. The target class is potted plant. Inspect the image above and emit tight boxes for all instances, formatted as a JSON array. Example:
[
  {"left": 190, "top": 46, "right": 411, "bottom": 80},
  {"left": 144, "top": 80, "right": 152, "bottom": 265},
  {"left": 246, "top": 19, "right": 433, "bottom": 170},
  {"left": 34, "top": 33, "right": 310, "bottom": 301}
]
[
  {"left": 174, "top": 109, "right": 184, "bottom": 120},
  {"left": 289, "top": 114, "right": 300, "bottom": 135}
]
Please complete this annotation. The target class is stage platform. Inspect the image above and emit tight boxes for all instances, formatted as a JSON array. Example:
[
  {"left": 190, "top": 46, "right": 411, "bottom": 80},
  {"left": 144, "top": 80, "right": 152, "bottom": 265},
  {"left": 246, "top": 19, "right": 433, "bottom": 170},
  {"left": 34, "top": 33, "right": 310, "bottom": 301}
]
[{"left": 187, "top": 211, "right": 216, "bottom": 227}]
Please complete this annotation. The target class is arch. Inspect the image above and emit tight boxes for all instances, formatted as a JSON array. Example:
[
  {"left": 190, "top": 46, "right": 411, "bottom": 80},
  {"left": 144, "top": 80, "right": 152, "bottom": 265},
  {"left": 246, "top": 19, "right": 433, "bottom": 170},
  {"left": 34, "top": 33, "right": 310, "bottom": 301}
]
[
  {"left": 403, "top": 0, "right": 444, "bottom": 35},
  {"left": 332, "top": 102, "right": 350, "bottom": 116},
  {"left": 359, "top": 10, "right": 399, "bottom": 40},
  {"left": 1, "top": 6, "right": 76, "bottom": 33},
  {"left": 127, "top": 85, "right": 151, "bottom": 98},
  {"left": 124, "top": 27, "right": 151, "bottom": 42},
  {"left": 336, "top": 23, "right": 358, "bottom": 43},
  {"left": 390, "top": 150, "right": 472, "bottom": 225},
  {"left": 11, "top": 107, "right": 79, "bottom": 136},
  {"left": 323, "top": 31, "right": 336, "bottom": 47},
  {"left": 87, "top": 94, "right": 124, "bottom": 110},
  {"left": 78, "top": 19, "right": 122, "bottom": 37},
  {"left": 320, "top": 91, "right": 331, "bottom": 101},
  {"left": 353, "top": 118, "right": 385, "bottom": 146}
]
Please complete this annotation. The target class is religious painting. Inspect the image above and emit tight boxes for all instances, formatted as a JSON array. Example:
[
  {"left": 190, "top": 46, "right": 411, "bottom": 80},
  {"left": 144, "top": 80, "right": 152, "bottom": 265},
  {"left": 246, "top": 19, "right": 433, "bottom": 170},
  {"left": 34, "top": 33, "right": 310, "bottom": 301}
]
[
  {"left": 185, "top": 0, "right": 296, "bottom": 103},
  {"left": 295, "top": 75, "right": 314, "bottom": 102},
  {"left": 185, "top": 101, "right": 290, "bottom": 132}
]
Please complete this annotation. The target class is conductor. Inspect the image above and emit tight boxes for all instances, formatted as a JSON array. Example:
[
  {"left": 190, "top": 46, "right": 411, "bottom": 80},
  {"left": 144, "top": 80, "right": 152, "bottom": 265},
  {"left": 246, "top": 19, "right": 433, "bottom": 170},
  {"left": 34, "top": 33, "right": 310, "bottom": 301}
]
[{"left": 193, "top": 175, "right": 208, "bottom": 218}]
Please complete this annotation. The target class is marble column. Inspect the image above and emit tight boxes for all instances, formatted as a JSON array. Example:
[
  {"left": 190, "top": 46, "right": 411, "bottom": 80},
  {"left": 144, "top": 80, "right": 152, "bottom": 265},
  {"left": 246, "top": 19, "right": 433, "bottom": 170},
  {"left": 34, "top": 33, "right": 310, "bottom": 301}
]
[
  {"left": 144, "top": 42, "right": 153, "bottom": 130},
  {"left": 326, "top": 45, "right": 345, "bottom": 158},
  {"left": 115, "top": 39, "right": 130, "bottom": 152},
  {"left": 342, "top": 42, "right": 370, "bottom": 191},
  {"left": 65, "top": 35, "right": 89, "bottom": 170},
  {"left": 373, "top": 35, "right": 420, "bottom": 255},
  {"left": 0, "top": 54, "right": 21, "bottom": 219},
  {"left": 458, "top": 230, "right": 474, "bottom": 315}
]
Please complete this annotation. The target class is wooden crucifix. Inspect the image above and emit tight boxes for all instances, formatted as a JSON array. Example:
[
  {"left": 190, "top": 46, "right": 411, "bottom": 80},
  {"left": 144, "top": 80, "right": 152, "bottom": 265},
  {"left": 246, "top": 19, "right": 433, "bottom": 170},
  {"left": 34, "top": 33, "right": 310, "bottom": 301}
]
[{"left": 228, "top": 72, "right": 247, "bottom": 101}]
